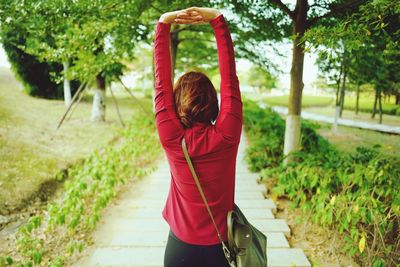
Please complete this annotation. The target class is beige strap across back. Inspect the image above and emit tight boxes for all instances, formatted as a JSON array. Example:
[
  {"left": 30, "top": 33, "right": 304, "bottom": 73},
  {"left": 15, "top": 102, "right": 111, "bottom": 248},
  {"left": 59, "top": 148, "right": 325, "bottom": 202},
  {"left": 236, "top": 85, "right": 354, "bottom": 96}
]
[
  {"left": 181, "top": 137, "right": 225, "bottom": 242},
  {"left": 181, "top": 137, "right": 234, "bottom": 253}
]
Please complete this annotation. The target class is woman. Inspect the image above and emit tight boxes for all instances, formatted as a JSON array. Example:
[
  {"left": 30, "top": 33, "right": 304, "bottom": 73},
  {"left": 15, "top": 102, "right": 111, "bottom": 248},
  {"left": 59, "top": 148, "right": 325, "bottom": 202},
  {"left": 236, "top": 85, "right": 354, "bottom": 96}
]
[{"left": 154, "top": 6, "right": 242, "bottom": 267}]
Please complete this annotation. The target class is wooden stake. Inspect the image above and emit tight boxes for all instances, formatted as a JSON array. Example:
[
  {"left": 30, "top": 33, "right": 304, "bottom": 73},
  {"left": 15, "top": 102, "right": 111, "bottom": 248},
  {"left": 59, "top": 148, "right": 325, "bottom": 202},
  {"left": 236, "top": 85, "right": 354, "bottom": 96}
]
[
  {"left": 56, "top": 82, "right": 87, "bottom": 130},
  {"left": 109, "top": 85, "right": 125, "bottom": 127},
  {"left": 117, "top": 77, "right": 152, "bottom": 116}
]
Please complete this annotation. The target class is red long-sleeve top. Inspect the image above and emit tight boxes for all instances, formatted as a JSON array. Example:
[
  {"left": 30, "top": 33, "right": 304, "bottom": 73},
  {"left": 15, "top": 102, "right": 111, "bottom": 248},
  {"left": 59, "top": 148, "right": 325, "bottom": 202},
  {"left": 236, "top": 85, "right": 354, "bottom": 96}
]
[{"left": 153, "top": 14, "right": 242, "bottom": 245}]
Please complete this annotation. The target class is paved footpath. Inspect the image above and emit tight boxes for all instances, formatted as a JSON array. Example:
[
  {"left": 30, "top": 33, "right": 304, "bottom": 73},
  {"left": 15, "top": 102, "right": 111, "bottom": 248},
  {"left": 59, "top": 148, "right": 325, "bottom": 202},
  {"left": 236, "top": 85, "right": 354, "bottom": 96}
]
[
  {"left": 258, "top": 102, "right": 400, "bottom": 135},
  {"left": 72, "top": 130, "right": 311, "bottom": 267}
]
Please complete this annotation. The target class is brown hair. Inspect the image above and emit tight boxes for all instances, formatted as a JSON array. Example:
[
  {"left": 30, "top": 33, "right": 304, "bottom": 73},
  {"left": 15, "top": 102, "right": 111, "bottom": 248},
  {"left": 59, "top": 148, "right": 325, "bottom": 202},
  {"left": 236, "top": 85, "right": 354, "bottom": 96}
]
[{"left": 173, "top": 71, "right": 219, "bottom": 129}]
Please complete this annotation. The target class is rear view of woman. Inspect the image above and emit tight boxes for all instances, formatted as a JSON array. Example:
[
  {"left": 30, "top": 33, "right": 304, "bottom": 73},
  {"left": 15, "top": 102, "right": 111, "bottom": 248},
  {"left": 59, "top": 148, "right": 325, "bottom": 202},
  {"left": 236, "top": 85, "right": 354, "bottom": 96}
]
[{"left": 154, "top": 6, "right": 242, "bottom": 267}]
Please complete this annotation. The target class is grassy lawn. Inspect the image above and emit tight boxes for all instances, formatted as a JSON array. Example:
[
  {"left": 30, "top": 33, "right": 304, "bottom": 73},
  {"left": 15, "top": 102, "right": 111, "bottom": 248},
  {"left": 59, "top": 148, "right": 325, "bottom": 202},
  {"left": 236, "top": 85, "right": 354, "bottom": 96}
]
[
  {"left": 0, "top": 67, "right": 153, "bottom": 214},
  {"left": 260, "top": 94, "right": 334, "bottom": 108},
  {"left": 304, "top": 106, "right": 400, "bottom": 127},
  {"left": 315, "top": 123, "right": 400, "bottom": 158},
  {"left": 243, "top": 92, "right": 400, "bottom": 125},
  {"left": 343, "top": 94, "right": 399, "bottom": 115},
  {"left": 251, "top": 93, "right": 400, "bottom": 116}
]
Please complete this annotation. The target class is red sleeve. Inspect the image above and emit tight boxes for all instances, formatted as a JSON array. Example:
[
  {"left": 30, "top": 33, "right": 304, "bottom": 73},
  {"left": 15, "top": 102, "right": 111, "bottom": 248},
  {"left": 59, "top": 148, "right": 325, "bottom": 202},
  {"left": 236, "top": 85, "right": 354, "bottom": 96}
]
[
  {"left": 210, "top": 14, "right": 242, "bottom": 144},
  {"left": 154, "top": 21, "right": 184, "bottom": 149}
]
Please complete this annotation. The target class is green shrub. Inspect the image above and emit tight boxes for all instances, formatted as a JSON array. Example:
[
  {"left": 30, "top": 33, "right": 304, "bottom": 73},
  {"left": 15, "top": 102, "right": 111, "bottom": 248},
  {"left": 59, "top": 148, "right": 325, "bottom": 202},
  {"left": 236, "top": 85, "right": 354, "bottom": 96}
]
[
  {"left": 2, "top": 27, "right": 80, "bottom": 99},
  {"left": 243, "top": 97, "right": 400, "bottom": 266}
]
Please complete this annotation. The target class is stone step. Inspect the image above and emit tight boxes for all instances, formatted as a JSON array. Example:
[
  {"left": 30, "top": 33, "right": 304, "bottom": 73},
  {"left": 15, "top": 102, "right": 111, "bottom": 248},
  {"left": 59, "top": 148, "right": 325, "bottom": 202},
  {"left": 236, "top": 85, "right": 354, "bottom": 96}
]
[
  {"left": 238, "top": 208, "right": 274, "bottom": 219},
  {"left": 108, "top": 231, "right": 289, "bottom": 249},
  {"left": 236, "top": 199, "right": 277, "bottom": 212},
  {"left": 235, "top": 191, "right": 265, "bottom": 199},
  {"left": 268, "top": 248, "right": 311, "bottom": 267},
  {"left": 76, "top": 247, "right": 310, "bottom": 267},
  {"left": 113, "top": 205, "right": 274, "bottom": 219},
  {"left": 107, "top": 206, "right": 275, "bottom": 220},
  {"left": 137, "top": 189, "right": 271, "bottom": 200},
  {"left": 249, "top": 219, "right": 291, "bottom": 236},
  {"left": 125, "top": 198, "right": 277, "bottom": 211},
  {"left": 147, "top": 178, "right": 262, "bottom": 187},
  {"left": 102, "top": 218, "right": 290, "bottom": 237}
]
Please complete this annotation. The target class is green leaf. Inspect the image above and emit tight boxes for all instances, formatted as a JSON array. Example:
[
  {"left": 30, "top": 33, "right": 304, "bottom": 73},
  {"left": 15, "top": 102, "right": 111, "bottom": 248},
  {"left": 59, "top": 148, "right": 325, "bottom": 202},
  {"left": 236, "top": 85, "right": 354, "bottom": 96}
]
[
  {"left": 6, "top": 256, "right": 13, "bottom": 265},
  {"left": 32, "top": 250, "right": 42, "bottom": 264}
]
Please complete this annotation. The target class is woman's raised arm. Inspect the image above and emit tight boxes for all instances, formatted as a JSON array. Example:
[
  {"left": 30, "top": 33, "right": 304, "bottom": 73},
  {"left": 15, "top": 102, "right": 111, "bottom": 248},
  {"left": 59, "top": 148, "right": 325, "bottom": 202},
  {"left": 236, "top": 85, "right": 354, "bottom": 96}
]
[
  {"left": 154, "top": 13, "right": 184, "bottom": 149},
  {"left": 210, "top": 13, "right": 242, "bottom": 144},
  {"left": 153, "top": 9, "right": 206, "bottom": 150},
  {"left": 181, "top": 7, "right": 242, "bottom": 144}
]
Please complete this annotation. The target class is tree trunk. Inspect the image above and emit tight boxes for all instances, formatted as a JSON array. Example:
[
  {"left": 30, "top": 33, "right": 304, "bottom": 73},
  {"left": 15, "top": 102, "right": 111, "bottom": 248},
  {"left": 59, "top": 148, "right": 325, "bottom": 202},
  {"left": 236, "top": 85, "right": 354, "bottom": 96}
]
[
  {"left": 335, "top": 81, "right": 341, "bottom": 106},
  {"left": 339, "top": 65, "right": 347, "bottom": 118},
  {"left": 378, "top": 89, "right": 383, "bottom": 124},
  {"left": 371, "top": 89, "right": 378, "bottom": 119},
  {"left": 283, "top": 0, "right": 308, "bottom": 163},
  {"left": 396, "top": 93, "right": 400, "bottom": 105},
  {"left": 170, "top": 25, "right": 179, "bottom": 83},
  {"left": 63, "top": 61, "right": 72, "bottom": 107},
  {"left": 92, "top": 74, "right": 106, "bottom": 121},
  {"left": 355, "top": 84, "right": 360, "bottom": 115},
  {"left": 333, "top": 60, "right": 343, "bottom": 133}
]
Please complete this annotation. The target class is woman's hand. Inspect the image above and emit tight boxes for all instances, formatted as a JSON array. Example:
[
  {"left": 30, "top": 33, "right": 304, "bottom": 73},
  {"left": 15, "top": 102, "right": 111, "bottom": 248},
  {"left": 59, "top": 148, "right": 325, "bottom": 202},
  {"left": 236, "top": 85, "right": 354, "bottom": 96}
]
[
  {"left": 159, "top": 9, "right": 203, "bottom": 24},
  {"left": 159, "top": 7, "right": 222, "bottom": 25},
  {"left": 178, "top": 7, "right": 221, "bottom": 23}
]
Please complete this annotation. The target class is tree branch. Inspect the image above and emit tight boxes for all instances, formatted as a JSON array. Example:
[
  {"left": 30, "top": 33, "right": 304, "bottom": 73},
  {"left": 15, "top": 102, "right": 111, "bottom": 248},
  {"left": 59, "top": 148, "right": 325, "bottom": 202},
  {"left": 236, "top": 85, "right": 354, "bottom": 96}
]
[
  {"left": 150, "top": 4, "right": 166, "bottom": 15},
  {"left": 179, "top": 38, "right": 214, "bottom": 44},
  {"left": 269, "top": 0, "right": 294, "bottom": 19},
  {"left": 309, "top": 2, "right": 329, "bottom": 9},
  {"left": 308, "top": 0, "right": 364, "bottom": 27},
  {"left": 176, "top": 26, "right": 213, "bottom": 34}
]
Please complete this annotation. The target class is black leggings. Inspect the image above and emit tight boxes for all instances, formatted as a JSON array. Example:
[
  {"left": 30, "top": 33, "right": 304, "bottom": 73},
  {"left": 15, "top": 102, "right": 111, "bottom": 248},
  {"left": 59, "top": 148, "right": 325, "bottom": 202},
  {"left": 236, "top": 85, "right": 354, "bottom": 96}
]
[{"left": 164, "top": 229, "right": 230, "bottom": 267}]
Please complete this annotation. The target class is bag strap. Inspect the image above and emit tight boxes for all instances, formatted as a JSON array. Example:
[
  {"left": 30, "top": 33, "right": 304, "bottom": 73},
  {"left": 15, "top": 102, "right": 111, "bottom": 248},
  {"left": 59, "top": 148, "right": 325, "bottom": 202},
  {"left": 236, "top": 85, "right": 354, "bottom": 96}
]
[{"left": 181, "top": 137, "right": 235, "bottom": 266}]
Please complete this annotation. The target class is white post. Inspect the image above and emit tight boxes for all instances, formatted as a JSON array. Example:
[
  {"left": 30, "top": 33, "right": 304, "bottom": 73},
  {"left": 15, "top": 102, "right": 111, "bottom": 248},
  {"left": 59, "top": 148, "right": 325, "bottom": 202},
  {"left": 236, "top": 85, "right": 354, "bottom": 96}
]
[
  {"left": 91, "top": 89, "right": 106, "bottom": 121},
  {"left": 283, "top": 114, "right": 301, "bottom": 164},
  {"left": 333, "top": 105, "right": 340, "bottom": 133},
  {"left": 63, "top": 61, "right": 72, "bottom": 107}
]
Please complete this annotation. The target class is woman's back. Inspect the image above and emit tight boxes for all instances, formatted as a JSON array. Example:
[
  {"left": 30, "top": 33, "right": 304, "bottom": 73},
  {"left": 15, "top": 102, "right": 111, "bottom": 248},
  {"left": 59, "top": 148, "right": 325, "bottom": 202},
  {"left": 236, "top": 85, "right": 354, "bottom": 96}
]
[
  {"left": 162, "top": 122, "right": 241, "bottom": 245},
  {"left": 154, "top": 9, "right": 242, "bottom": 247}
]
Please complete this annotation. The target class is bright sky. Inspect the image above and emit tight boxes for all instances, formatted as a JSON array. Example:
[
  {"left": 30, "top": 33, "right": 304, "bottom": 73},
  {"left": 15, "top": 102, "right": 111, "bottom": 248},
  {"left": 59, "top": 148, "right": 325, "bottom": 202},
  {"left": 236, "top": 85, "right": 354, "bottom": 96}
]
[
  {"left": 236, "top": 51, "right": 318, "bottom": 89},
  {"left": 0, "top": 44, "right": 10, "bottom": 68}
]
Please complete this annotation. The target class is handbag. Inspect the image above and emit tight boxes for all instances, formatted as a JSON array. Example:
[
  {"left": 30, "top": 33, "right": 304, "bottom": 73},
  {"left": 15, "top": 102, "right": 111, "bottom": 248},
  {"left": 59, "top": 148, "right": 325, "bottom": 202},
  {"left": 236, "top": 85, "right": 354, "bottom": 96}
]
[{"left": 181, "top": 137, "right": 268, "bottom": 267}]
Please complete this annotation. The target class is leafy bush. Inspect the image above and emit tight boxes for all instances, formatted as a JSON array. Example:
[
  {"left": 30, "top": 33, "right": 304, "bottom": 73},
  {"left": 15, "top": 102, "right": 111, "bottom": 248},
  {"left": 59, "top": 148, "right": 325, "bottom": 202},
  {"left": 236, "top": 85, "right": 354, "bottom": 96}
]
[
  {"left": 2, "top": 28, "right": 80, "bottom": 99},
  {"left": 242, "top": 97, "right": 400, "bottom": 266},
  {"left": 242, "top": 98, "right": 285, "bottom": 170}
]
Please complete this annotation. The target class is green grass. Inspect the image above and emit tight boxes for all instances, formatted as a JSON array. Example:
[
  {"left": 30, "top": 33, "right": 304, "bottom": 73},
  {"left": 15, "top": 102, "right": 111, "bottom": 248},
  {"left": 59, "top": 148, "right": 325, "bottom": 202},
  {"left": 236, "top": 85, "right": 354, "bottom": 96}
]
[
  {"left": 343, "top": 95, "right": 399, "bottom": 115},
  {"left": 0, "top": 67, "right": 153, "bottom": 214},
  {"left": 304, "top": 107, "right": 400, "bottom": 127},
  {"left": 315, "top": 123, "right": 400, "bottom": 158},
  {"left": 252, "top": 92, "right": 400, "bottom": 116},
  {"left": 261, "top": 95, "right": 334, "bottom": 108}
]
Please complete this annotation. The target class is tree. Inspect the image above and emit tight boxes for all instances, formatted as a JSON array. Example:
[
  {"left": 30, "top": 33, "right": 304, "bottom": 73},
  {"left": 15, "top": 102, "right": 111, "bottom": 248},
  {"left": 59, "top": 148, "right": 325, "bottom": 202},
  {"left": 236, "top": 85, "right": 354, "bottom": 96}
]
[
  {"left": 0, "top": 11, "right": 80, "bottom": 99},
  {"left": 245, "top": 65, "right": 277, "bottom": 95},
  {"left": 144, "top": 1, "right": 220, "bottom": 81},
  {"left": 347, "top": 46, "right": 379, "bottom": 115},
  {"left": 218, "top": 0, "right": 365, "bottom": 160},
  {"left": 306, "top": 0, "right": 400, "bottom": 124},
  {"left": 0, "top": 0, "right": 151, "bottom": 121}
]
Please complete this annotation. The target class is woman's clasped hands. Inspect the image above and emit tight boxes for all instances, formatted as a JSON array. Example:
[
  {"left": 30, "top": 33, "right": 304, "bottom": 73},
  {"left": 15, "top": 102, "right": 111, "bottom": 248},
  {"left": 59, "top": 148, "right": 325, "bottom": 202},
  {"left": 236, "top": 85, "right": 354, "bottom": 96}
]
[{"left": 159, "top": 7, "right": 221, "bottom": 25}]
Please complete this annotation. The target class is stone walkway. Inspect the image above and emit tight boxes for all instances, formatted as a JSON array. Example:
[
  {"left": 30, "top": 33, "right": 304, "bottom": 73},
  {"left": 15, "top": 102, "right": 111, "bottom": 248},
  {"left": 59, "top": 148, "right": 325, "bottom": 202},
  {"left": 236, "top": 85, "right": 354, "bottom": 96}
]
[
  {"left": 72, "top": 130, "right": 311, "bottom": 267},
  {"left": 259, "top": 102, "right": 400, "bottom": 135}
]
